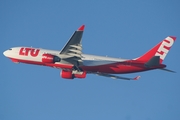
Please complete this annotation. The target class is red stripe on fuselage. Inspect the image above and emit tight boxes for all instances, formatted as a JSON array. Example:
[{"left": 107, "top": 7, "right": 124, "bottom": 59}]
[
  {"left": 9, "top": 57, "right": 73, "bottom": 69},
  {"left": 81, "top": 60, "right": 166, "bottom": 74},
  {"left": 8, "top": 57, "right": 166, "bottom": 74}
]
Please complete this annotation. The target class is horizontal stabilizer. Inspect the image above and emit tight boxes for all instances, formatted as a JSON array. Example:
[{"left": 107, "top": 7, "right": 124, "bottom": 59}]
[{"left": 159, "top": 68, "right": 176, "bottom": 73}]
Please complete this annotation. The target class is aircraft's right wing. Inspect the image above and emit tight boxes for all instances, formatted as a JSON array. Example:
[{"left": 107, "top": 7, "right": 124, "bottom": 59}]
[{"left": 92, "top": 72, "right": 140, "bottom": 80}]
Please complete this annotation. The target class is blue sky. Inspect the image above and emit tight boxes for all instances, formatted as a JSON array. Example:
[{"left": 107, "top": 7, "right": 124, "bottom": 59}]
[{"left": 1, "top": 0, "right": 180, "bottom": 120}]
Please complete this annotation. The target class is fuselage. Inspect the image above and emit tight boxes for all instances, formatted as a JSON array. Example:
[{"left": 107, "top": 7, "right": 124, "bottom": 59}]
[{"left": 3, "top": 47, "right": 166, "bottom": 74}]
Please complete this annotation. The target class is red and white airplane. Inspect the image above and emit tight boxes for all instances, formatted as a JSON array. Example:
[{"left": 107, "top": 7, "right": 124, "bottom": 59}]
[{"left": 3, "top": 25, "right": 176, "bottom": 80}]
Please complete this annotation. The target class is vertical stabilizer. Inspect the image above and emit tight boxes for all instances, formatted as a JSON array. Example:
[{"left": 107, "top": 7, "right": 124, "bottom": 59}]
[{"left": 136, "top": 36, "right": 176, "bottom": 63}]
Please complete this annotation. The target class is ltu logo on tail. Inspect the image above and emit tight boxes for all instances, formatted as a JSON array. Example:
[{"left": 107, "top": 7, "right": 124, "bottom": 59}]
[{"left": 155, "top": 37, "right": 174, "bottom": 60}]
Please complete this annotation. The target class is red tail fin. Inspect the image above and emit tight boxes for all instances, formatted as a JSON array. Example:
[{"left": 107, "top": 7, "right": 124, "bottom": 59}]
[{"left": 136, "top": 36, "right": 176, "bottom": 63}]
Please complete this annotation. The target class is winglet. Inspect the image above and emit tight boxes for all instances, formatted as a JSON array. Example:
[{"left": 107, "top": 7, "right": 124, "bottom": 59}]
[
  {"left": 78, "top": 25, "right": 85, "bottom": 31},
  {"left": 133, "top": 76, "right": 141, "bottom": 80}
]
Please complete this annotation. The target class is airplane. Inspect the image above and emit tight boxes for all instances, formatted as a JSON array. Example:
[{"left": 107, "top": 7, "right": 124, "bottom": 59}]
[{"left": 3, "top": 25, "right": 176, "bottom": 80}]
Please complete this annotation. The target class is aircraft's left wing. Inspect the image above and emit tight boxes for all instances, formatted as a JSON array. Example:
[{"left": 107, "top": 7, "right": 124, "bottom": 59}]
[
  {"left": 94, "top": 72, "right": 140, "bottom": 80},
  {"left": 60, "top": 25, "right": 85, "bottom": 65},
  {"left": 60, "top": 25, "right": 84, "bottom": 54}
]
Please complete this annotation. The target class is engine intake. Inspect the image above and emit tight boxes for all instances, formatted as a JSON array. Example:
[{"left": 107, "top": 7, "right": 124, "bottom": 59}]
[{"left": 42, "top": 54, "right": 61, "bottom": 63}]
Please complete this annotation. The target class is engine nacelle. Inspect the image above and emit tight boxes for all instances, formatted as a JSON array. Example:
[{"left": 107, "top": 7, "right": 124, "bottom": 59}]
[
  {"left": 74, "top": 71, "right": 86, "bottom": 78},
  {"left": 61, "top": 70, "right": 74, "bottom": 79},
  {"left": 60, "top": 70, "right": 87, "bottom": 79},
  {"left": 42, "top": 54, "right": 61, "bottom": 63}
]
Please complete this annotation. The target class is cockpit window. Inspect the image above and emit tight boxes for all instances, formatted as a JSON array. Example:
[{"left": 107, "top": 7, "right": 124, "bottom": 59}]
[{"left": 9, "top": 48, "right": 12, "bottom": 50}]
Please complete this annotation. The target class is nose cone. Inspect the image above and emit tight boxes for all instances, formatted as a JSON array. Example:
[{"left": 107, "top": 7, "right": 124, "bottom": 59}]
[{"left": 3, "top": 50, "right": 8, "bottom": 57}]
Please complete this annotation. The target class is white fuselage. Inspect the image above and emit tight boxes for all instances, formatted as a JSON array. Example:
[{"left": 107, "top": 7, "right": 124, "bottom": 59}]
[{"left": 3, "top": 47, "right": 128, "bottom": 67}]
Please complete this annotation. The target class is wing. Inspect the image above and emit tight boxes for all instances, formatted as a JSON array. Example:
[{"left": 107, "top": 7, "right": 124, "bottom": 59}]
[
  {"left": 60, "top": 25, "right": 85, "bottom": 65},
  {"left": 94, "top": 72, "right": 140, "bottom": 80}
]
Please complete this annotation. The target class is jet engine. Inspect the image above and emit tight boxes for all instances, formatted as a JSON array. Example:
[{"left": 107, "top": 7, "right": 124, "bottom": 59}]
[
  {"left": 74, "top": 71, "right": 86, "bottom": 78},
  {"left": 42, "top": 54, "right": 61, "bottom": 63},
  {"left": 60, "top": 70, "right": 86, "bottom": 79},
  {"left": 61, "top": 70, "right": 74, "bottom": 79}
]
